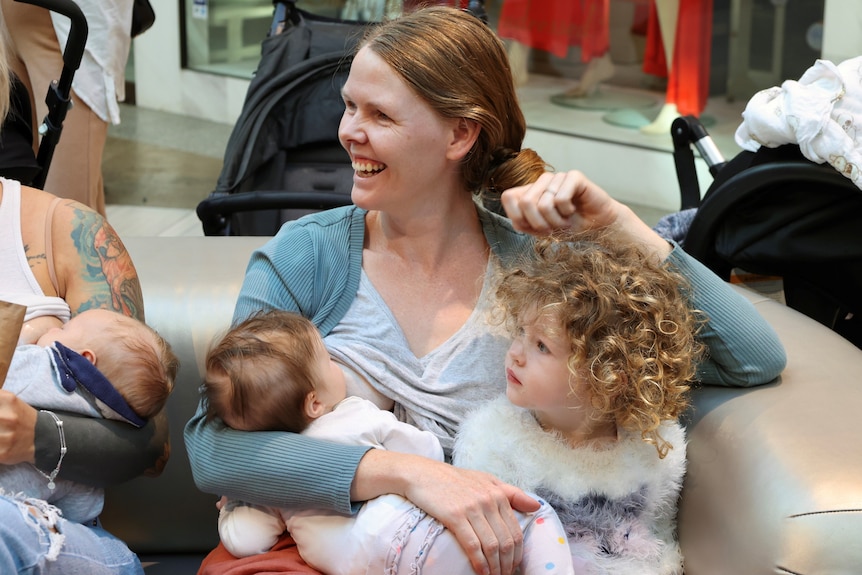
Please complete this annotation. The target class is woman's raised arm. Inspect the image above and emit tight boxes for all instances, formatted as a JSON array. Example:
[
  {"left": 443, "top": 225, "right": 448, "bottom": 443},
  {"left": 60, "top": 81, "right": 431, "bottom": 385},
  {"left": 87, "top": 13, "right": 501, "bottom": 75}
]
[{"left": 501, "top": 170, "right": 786, "bottom": 387}]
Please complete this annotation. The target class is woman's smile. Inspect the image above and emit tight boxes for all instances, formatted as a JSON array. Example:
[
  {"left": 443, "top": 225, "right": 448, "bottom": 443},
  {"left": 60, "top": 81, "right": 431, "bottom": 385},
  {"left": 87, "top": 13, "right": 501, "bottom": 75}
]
[{"left": 351, "top": 157, "right": 386, "bottom": 178}]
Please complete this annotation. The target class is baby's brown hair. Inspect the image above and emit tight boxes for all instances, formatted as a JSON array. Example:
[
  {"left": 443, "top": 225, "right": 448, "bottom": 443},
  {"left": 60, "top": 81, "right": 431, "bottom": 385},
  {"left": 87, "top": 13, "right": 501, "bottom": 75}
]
[
  {"left": 97, "top": 314, "right": 178, "bottom": 420},
  {"left": 493, "top": 230, "right": 706, "bottom": 457},
  {"left": 203, "top": 310, "right": 322, "bottom": 433}
]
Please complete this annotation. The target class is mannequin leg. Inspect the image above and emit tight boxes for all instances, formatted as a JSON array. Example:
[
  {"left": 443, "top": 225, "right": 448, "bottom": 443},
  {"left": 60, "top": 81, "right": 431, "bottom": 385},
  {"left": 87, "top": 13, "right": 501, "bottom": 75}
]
[
  {"left": 508, "top": 41, "right": 531, "bottom": 87},
  {"left": 641, "top": 0, "right": 712, "bottom": 135},
  {"left": 564, "top": 52, "right": 615, "bottom": 97},
  {"left": 640, "top": 0, "right": 680, "bottom": 135},
  {"left": 640, "top": 102, "right": 680, "bottom": 134},
  {"left": 563, "top": 0, "right": 614, "bottom": 98}
]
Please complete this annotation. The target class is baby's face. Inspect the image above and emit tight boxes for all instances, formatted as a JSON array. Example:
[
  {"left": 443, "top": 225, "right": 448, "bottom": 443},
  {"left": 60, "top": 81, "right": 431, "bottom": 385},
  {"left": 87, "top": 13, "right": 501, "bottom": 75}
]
[
  {"left": 311, "top": 338, "right": 348, "bottom": 411},
  {"left": 36, "top": 309, "right": 119, "bottom": 353}
]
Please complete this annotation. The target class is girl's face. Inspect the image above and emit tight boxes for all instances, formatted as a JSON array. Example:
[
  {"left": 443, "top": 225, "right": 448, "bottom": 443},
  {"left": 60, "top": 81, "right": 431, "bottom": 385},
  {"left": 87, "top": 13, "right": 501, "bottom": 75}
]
[
  {"left": 338, "top": 46, "right": 462, "bottom": 213},
  {"left": 506, "top": 308, "right": 617, "bottom": 443},
  {"left": 504, "top": 310, "right": 587, "bottom": 413}
]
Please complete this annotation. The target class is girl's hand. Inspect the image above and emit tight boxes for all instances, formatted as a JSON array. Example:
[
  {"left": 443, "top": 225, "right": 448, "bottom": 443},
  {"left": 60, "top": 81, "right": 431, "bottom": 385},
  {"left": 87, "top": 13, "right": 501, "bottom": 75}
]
[
  {"left": 0, "top": 391, "right": 38, "bottom": 465},
  {"left": 353, "top": 450, "right": 540, "bottom": 575},
  {"left": 501, "top": 170, "right": 672, "bottom": 258}
]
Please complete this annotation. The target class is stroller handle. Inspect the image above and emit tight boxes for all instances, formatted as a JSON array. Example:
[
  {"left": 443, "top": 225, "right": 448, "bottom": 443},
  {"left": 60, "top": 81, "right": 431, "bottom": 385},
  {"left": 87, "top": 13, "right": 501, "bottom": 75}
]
[
  {"left": 197, "top": 191, "right": 352, "bottom": 236},
  {"left": 671, "top": 115, "right": 727, "bottom": 210},
  {"left": 14, "top": 0, "right": 88, "bottom": 189},
  {"left": 13, "top": 0, "right": 87, "bottom": 75}
]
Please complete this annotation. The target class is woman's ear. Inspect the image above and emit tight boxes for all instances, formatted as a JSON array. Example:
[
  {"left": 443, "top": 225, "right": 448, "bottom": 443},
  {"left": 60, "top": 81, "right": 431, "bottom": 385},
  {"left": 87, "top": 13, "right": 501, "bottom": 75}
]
[
  {"left": 446, "top": 118, "right": 481, "bottom": 161},
  {"left": 304, "top": 391, "right": 327, "bottom": 421}
]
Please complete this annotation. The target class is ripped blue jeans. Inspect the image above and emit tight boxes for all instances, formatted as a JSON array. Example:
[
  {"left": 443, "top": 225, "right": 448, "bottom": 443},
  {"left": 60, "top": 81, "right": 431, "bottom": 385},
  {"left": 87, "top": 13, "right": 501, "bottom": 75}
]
[{"left": 0, "top": 495, "right": 143, "bottom": 575}]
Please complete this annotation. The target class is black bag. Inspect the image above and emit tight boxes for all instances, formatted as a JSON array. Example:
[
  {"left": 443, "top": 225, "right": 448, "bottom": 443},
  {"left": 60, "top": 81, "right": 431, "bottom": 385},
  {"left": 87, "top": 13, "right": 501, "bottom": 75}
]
[{"left": 131, "top": 0, "right": 155, "bottom": 37}]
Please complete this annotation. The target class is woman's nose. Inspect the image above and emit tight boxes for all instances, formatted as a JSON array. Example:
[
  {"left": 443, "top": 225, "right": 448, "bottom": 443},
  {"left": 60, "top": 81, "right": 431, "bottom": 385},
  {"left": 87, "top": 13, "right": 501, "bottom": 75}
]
[{"left": 338, "top": 112, "right": 365, "bottom": 146}]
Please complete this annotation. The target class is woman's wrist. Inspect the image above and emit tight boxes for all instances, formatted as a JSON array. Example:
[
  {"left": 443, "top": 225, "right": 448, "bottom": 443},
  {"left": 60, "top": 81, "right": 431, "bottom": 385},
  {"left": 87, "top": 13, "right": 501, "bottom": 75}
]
[
  {"left": 33, "top": 410, "right": 66, "bottom": 489},
  {"left": 611, "top": 203, "right": 673, "bottom": 261},
  {"left": 34, "top": 408, "right": 60, "bottom": 470},
  {"left": 351, "top": 448, "right": 416, "bottom": 502}
]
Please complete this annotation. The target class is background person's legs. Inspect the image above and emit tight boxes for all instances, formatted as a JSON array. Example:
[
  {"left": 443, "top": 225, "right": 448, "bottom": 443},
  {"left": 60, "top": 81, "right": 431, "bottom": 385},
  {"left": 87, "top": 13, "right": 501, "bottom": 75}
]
[
  {"left": 53, "top": 91, "right": 107, "bottom": 215},
  {"left": 0, "top": 0, "right": 107, "bottom": 215}
]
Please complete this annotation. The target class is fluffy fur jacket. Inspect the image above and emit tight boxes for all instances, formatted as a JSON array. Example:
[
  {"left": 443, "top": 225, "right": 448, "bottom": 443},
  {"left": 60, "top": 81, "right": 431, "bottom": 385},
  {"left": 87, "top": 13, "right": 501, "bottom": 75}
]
[{"left": 453, "top": 396, "right": 686, "bottom": 575}]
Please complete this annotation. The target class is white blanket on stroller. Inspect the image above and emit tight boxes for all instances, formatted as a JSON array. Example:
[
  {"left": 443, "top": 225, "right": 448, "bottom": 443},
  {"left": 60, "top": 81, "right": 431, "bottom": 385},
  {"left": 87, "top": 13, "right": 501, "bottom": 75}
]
[{"left": 734, "top": 56, "right": 862, "bottom": 190}]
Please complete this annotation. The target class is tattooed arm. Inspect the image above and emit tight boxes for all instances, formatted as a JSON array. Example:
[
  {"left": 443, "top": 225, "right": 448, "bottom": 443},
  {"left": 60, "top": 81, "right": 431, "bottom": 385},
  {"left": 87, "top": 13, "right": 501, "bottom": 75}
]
[
  {"left": 5, "top": 188, "right": 170, "bottom": 485},
  {"left": 53, "top": 199, "right": 145, "bottom": 322}
]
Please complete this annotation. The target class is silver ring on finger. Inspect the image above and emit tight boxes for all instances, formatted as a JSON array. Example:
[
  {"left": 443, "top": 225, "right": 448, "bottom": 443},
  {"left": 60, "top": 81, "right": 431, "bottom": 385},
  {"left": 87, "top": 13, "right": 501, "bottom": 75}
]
[{"left": 543, "top": 188, "right": 557, "bottom": 197}]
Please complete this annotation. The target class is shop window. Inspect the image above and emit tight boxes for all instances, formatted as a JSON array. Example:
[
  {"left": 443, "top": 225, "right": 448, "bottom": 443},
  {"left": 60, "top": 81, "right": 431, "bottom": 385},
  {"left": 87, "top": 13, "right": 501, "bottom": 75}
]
[{"left": 184, "top": 0, "right": 364, "bottom": 77}]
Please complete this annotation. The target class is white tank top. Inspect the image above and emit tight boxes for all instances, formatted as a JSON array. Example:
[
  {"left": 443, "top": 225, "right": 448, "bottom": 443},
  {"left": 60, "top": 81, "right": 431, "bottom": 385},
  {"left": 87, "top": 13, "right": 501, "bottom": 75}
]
[{"left": 0, "top": 178, "right": 71, "bottom": 323}]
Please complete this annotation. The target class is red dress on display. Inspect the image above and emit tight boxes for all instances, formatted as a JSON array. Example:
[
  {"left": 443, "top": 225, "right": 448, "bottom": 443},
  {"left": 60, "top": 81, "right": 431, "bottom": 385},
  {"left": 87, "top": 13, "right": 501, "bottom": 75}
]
[
  {"left": 642, "top": 0, "right": 713, "bottom": 116},
  {"left": 496, "top": 0, "right": 610, "bottom": 61}
]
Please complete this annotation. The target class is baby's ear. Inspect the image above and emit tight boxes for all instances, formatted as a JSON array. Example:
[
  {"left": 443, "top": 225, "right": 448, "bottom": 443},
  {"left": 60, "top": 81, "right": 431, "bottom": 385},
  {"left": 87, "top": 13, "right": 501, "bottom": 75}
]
[
  {"left": 303, "top": 391, "right": 326, "bottom": 420},
  {"left": 80, "top": 349, "right": 97, "bottom": 365}
]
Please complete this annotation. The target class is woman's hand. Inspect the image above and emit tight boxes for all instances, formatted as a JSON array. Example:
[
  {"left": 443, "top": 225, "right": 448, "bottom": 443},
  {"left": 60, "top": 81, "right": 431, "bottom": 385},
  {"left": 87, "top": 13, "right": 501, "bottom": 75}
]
[
  {"left": 353, "top": 450, "right": 540, "bottom": 575},
  {"left": 406, "top": 465, "right": 539, "bottom": 575},
  {"left": 501, "top": 170, "right": 672, "bottom": 258},
  {"left": 501, "top": 170, "right": 615, "bottom": 235},
  {"left": 0, "top": 391, "right": 38, "bottom": 465}
]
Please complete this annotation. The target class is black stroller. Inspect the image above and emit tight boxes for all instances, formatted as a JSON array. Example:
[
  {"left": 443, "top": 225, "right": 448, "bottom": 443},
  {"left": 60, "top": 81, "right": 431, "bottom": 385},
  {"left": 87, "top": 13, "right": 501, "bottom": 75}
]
[
  {"left": 196, "top": 0, "right": 365, "bottom": 236},
  {"left": 669, "top": 115, "right": 862, "bottom": 349},
  {"left": 196, "top": 0, "right": 488, "bottom": 236},
  {"left": 0, "top": 0, "right": 88, "bottom": 189}
]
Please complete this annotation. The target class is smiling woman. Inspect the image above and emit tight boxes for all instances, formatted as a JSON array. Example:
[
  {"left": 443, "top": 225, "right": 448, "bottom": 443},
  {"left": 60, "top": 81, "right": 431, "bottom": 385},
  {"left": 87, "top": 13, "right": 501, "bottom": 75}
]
[{"left": 185, "top": 7, "right": 786, "bottom": 575}]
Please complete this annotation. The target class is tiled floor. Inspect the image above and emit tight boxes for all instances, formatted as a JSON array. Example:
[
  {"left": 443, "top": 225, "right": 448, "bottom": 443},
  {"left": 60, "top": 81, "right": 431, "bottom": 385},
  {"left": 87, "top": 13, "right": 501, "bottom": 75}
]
[
  {"left": 103, "top": 104, "right": 233, "bottom": 238},
  {"left": 103, "top": 74, "right": 747, "bottom": 238}
]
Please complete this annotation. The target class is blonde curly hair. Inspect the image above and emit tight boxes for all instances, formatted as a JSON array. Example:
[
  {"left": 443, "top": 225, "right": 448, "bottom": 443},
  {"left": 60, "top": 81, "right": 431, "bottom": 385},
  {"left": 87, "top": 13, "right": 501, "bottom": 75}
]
[{"left": 492, "top": 230, "right": 706, "bottom": 458}]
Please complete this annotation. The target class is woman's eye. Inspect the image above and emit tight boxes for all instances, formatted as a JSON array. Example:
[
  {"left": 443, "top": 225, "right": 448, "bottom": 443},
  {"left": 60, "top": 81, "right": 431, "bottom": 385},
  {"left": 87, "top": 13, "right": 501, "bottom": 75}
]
[
  {"left": 536, "top": 340, "right": 549, "bottom": 353},
  {"left": 377, "top": 111, "right": 391, "bottom": 121}
]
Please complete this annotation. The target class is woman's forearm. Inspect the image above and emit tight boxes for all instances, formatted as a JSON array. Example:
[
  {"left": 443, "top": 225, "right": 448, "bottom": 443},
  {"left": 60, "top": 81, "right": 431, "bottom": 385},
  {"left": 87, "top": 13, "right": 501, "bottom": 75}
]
[
  {"left": 667, "top": 245, "right": 787, "bottom": 387},
  {"left": 35, "top": 408, "right": 168, "bottom": 487},
  {"left": 184, "top": 403, "right": 370, "bottom": 514},
  {"left": 350, "top": 448, "right": 413, "bottom": 502},
  {"left": 612, "top": 203, "right": 674, "bottom": 261}
]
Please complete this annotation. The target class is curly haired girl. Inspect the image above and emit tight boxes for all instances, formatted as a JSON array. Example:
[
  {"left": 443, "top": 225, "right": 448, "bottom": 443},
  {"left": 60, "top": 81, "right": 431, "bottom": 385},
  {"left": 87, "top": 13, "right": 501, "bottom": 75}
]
[{"left": 454, "top": 229, "right": 706, "bottom": 575}]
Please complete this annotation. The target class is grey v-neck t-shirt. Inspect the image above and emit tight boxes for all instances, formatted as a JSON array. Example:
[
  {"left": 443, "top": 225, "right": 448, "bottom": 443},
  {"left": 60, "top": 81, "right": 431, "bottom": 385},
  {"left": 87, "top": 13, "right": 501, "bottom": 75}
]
[{"left": 324, "top": 260, "right": 510, "bottom": 459}]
